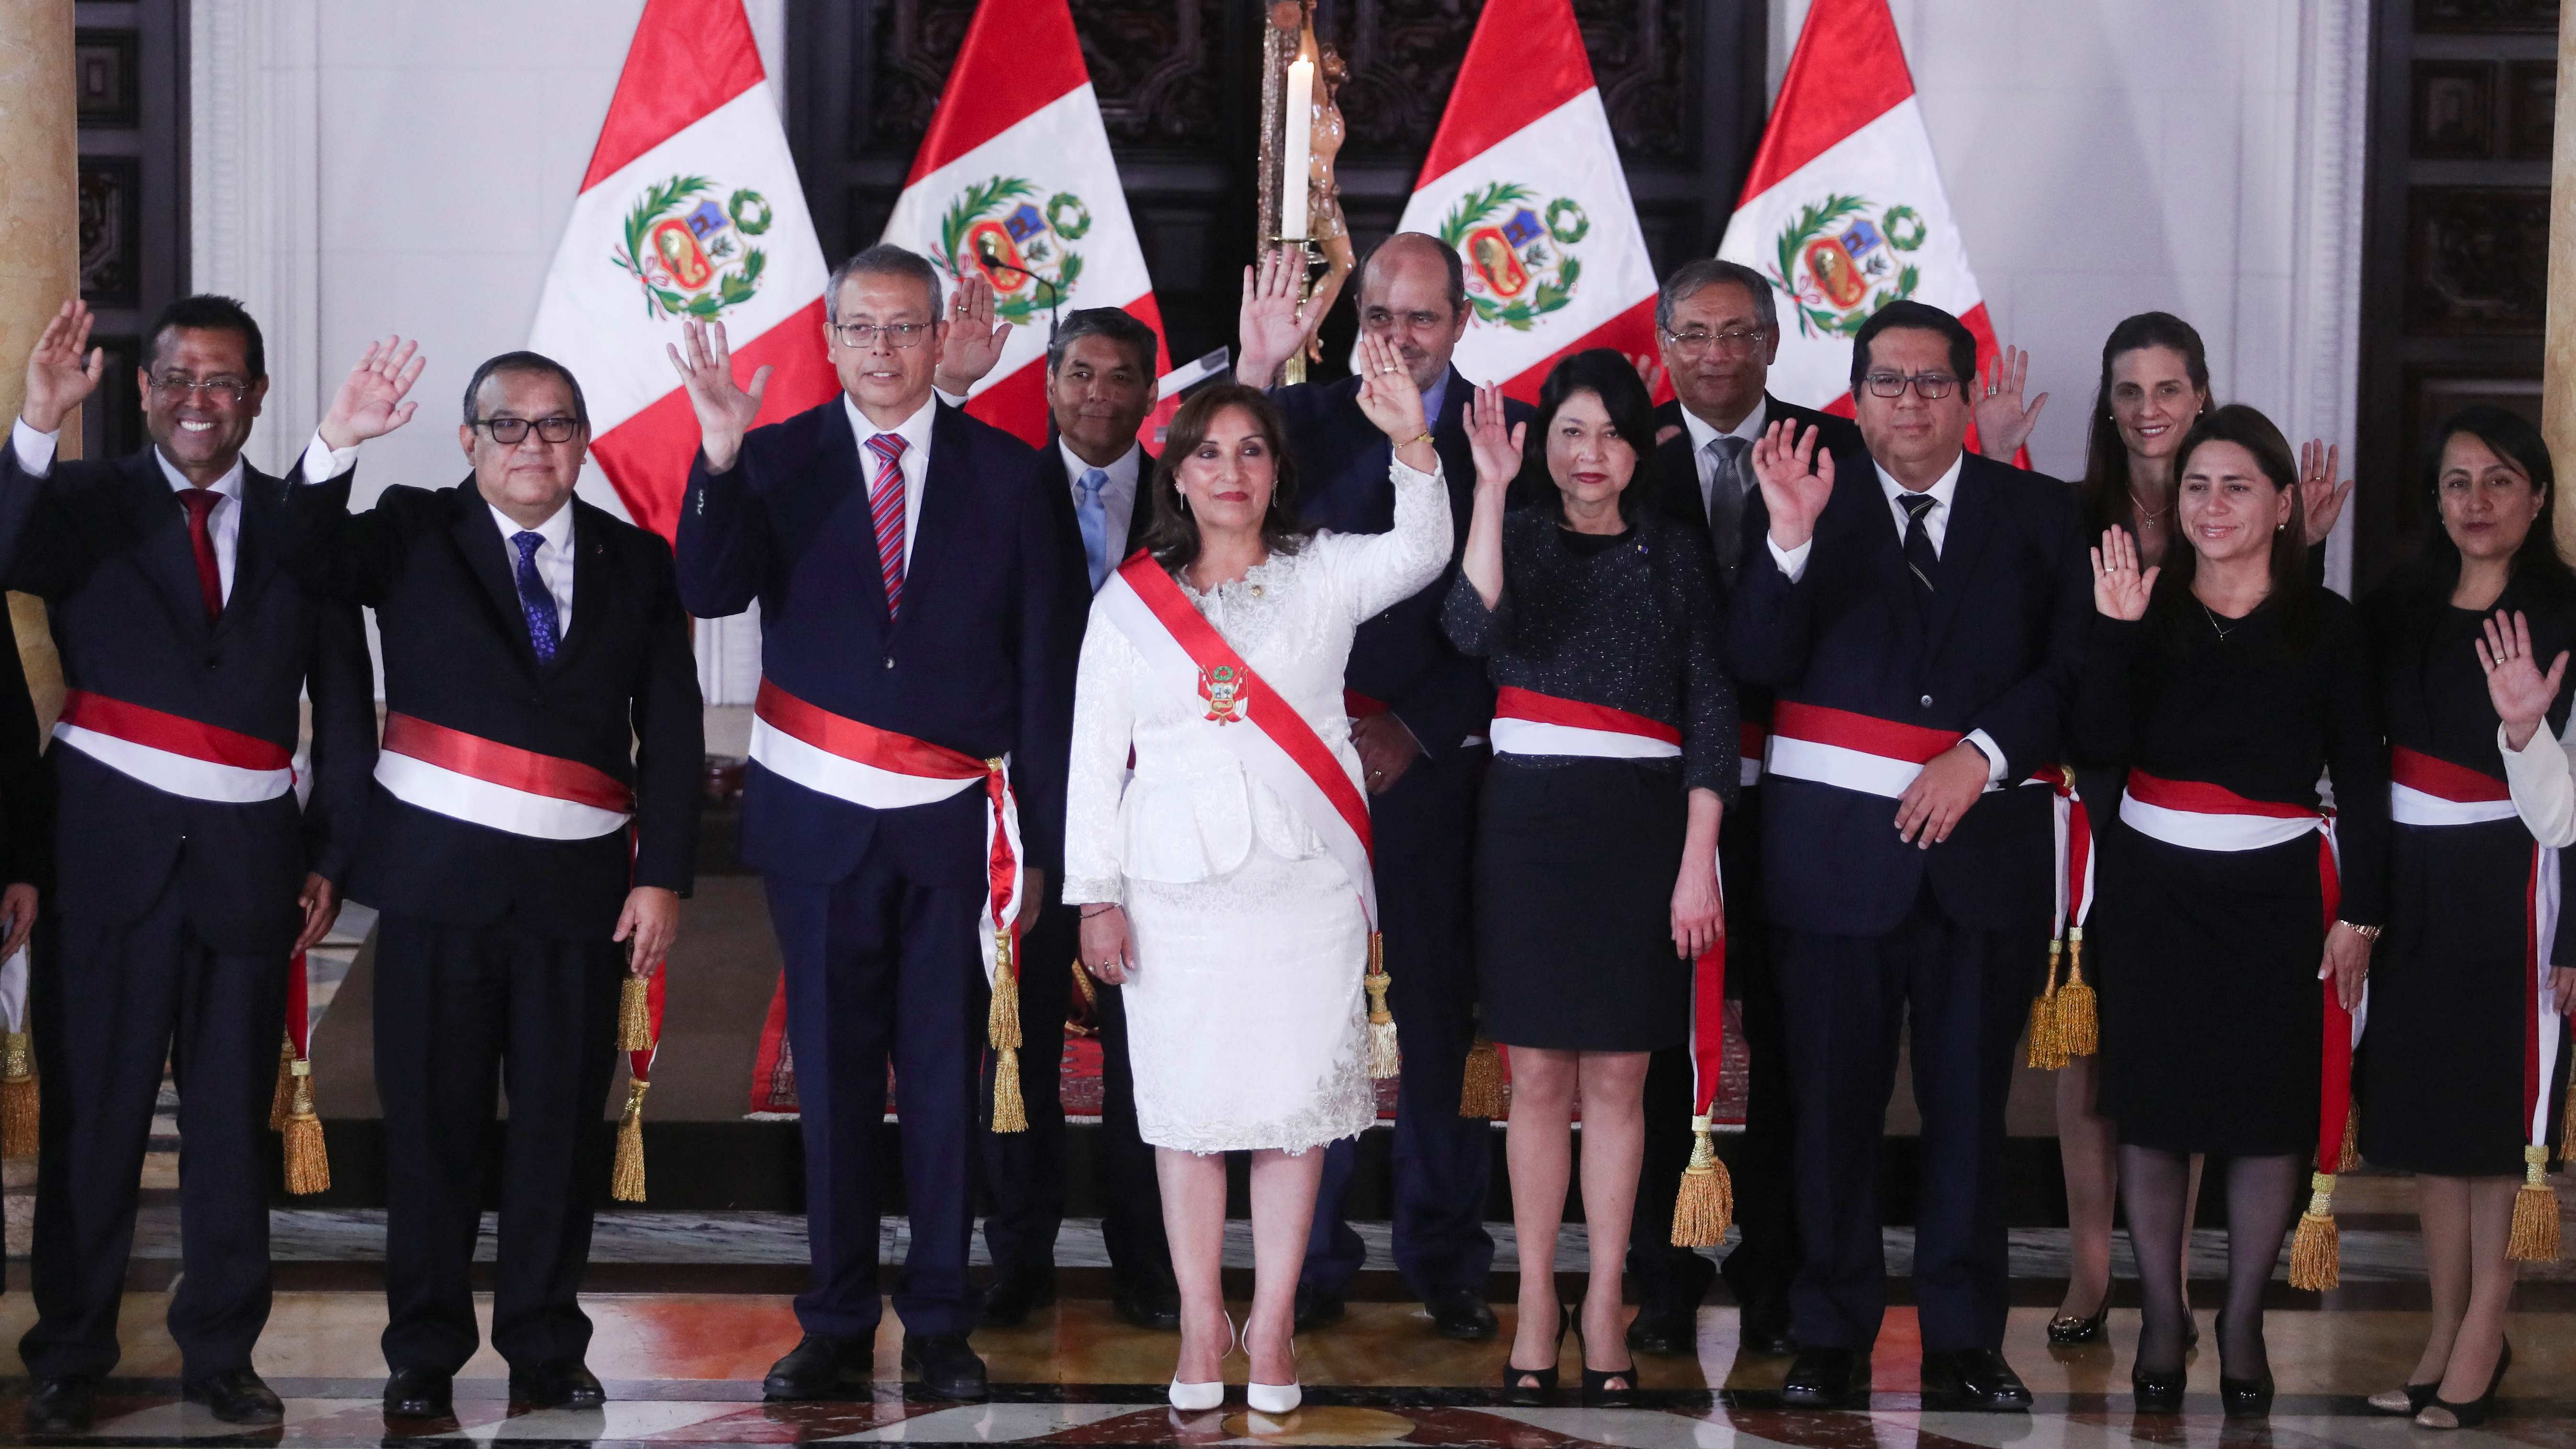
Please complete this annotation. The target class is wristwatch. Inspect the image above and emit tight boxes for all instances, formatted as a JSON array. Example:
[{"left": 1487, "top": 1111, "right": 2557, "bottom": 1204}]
[{"left": 2335, "top": 919, "right": 2382, "bottom": 942}]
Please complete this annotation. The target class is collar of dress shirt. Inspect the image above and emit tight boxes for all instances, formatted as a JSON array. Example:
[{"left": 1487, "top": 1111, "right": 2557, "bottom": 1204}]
[
  {"left": 1679, "top": 395, "right": 1769, "bottom": 457},
  {"left": 1874, "top": 449, "right": 1966, "bottom": 542},
  {"left": 153, "top": 449, "right": 245, "bottom": 507},
  {"left": 1060, "top": 439, "right": 1141, "bottom": 500},
  {"left": 490, "top": 496, "right": 572, "bottom": 552},
  {"left": 844, "top": 391, "right": 938, "bottom": 465}
]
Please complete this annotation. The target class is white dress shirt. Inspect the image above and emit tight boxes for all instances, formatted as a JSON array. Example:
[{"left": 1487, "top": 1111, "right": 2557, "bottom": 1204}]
[
  {"left": 1679, "top": 396, "right": 1768, "bottom": 524},
  {"left": 11, "top": 417, "right": 263, "bottom": 602},
  {"left": 845, "top": 392, "right": 938, "bottom": 569},
  {"left": 1062, "top": 439, "right": 1142, "bottom": 579},
  {"left": 493, "top": 499, "right": 576, "bottom": 635}
]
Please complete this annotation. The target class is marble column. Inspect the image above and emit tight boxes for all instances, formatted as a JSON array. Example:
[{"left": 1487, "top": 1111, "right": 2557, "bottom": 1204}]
[
  {"left": 0, "top": 0, "right": 76, "bottom": 730},
  {"left": 2550, "top": 0, "right": 2576, "bottom": 562}
]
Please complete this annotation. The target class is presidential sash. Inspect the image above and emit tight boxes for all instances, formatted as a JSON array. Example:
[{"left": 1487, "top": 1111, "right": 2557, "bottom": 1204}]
[
  {"left": 376, "top": 713, "right": 634, "bottom": 841},
  {"left": 55, "top": 689, "right": 294, "bottom": 803}
]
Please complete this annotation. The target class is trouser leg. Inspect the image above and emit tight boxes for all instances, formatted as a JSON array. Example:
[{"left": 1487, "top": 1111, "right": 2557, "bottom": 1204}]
[
  {"left": 979, "top": 899, "right": 1071, "bottom": 1282},
  {"left": 487, "top": 931, "right": 622, "bottom": 1369},
  {"left": 770, "top": 871, "right": 897, "bottom": 1339},
  {"left": 888, "top": 880, "right": 984, "bottom": 1338},
  {"left": 1905, "top": 912, "right": 2022, "bottom": 1352},
  {"left": 1722, "top": 935, "right": 1800, "bottom": 1312},
  {"left": 376, "top": 913, "right": 506, "bottom": 1374},
  {"left": 1775, "top": 924, "right": 1905, "bottom": 1352},
  {"left": 166, "top": 937, "right": 290, "bottom": 1377}
]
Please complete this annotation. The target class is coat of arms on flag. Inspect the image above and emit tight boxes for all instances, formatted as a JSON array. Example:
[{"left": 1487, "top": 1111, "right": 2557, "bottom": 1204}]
[
  {"left": 1772, "top": 196, "right": 1929, "bottom": 338},
  {"left": 614, "top": 176, "right": 777, "bottom": 320},
  {"left": 1439, "top": 183, "right": 1588, "bottom": 331},
  {"left": 937, "top": 177, "right": 1090, "bottom": 323}
]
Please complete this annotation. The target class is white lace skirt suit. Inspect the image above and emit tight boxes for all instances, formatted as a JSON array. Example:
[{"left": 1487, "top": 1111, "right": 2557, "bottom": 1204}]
[{"left": 1060, "top": 455, "right": 1451, "bottom": 1154}]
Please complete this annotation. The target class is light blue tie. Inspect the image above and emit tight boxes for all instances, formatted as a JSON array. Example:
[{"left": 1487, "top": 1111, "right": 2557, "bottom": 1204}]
[{"left": 1075, "top": 468, "right": 1112, "bottom": 590}]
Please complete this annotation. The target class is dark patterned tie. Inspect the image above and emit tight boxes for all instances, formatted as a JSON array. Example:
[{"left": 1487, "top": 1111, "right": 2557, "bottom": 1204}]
[
  {"left": 1706, "top": 435, "right": 1750, "bottom": 579},
  {"left": 513, "top": 530, "right": 559, "bottom": 665},
  {"left": 1897, "top": 491, "right": 1940, "bottom": 602}
]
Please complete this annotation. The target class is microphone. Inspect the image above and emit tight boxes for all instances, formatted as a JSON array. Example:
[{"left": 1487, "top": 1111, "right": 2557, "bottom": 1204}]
[{"left": 969, "top": 245, "right": 1062, "bottom": 342}]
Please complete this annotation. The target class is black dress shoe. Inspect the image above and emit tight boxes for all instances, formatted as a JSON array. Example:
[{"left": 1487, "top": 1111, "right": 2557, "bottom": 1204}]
[
  {"left": 1292, "top": 1283, "right": 1345, "bottom": 1330},
  {"left": 381, "top": 1367, "right": 455, "bottom": 1419},
  {"left": 1735, "top": 1297, "right": 1800, "bottom": 1358},
  {"left": 23, "top": 1377, "right": 97, "bottom": 1433},
  {"left": 1918, "top": 1348, "right": 2032, "bottom": 1412},
  {"left": 1111, "top": 1277, "right": 1182, "bottom": 1331},
  {"left": 762, "top": 1334, "right": 872, "bottom": 1401},
  {"left": 1427, "top": 1287, "right": 1498, "bottom": 1340},
  {"left": 977, "top": 1270, "right": 1057, "bottom": 1329},
  {"left": 510, "top": 1359, "right": 606, "bottom": 1409},
  {"left": 1780, "top": 1346, "right": 1864, "bottom": 1409},
  {"left": 183, "top": 1368, "right": 284, "bottom": 1426},
  {"left": 900, "top": 1333, "right": 989, "bottom": 1401},
  {"left": 1627, "top": 1302, "right": 1700, "bottom": 1356}
]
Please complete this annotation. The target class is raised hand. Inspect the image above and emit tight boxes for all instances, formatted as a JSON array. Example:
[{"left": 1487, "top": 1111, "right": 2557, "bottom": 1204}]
[
  {"left": 1973, "top": 344, "right": 2048, "bottom": 461},
  {"left": 1353, "top": 333, "right": 1427, "bottom": 446},
  {"left": 318, "top": 336, "right": 424, "bottom": 450},
  {"left": 933, "top": 271, "right": 1012, "bottom": 395},
  {"left": 1236, "top": 248, "right": 1312, "bottom": 389},
  {"left": 21, "top": 300, "right": 102, "bottom": 434},
  {"left": 666, "top": 318, "right": 772, "bottom": 473},
  {"left": 2298, "top": 439, "right": 2354, "bottom": 546},
  {"left": 2478, "top": 608, "right": 2568, "bottom": 752},
  {"left": 2090, "top": 525, "right": 2158, "bottom": 621},
  {"left": 1750, "top": 418, "right": 1834, "bottom": 551},
  {"left": 1464, "top": 384, "right": 1524, "bottom": 493}
]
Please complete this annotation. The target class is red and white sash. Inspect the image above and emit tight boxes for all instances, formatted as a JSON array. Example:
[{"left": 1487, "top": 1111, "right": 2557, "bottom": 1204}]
[
  {"left": 1491, "top": 687, "right": 1679, "bottom": 761},
  {"left": 2390, "top": 745, "right": 2523, "bottom": 828},
  {"left": 1764, "top": 701, "right": 2012, "bottom": 799},
  {"left": 1099, "top": 553, "right": 1376, "bottom": 926},
  {"left": 54, "top": 690, "right": 294, "bottom": 803},
  {"left": 2032, "top": 766, "right": 2096, "bottom": 938},
  {"left": 748, "top": 680, "right": 1025, "bottom": 984},
  {"left": 376, "top": 713, "right": 634, "bottom": 842}
]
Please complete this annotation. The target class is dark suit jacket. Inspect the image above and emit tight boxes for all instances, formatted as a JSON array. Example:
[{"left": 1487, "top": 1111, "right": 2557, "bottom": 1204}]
[
  {"left": 1650, "top": 394, "right": 1865, "bottom": 549},
  {"left": 1037, "top": 436, "right": 1151, "bottom": 575},
  {"left": 1725, "top": 448, "right": 2091, "bottom": 937},
  {"left": 280, "top": 475, "right": 702, "bottom": 940},
  {"left": 0, "top": 620, "right": 47, "bottom": 894},
  {"left": 1272, "top": 368, "right": 1532, "bottom": 754},
  {"left": 678, "top": 397, "right": 1085, "bottom": 884},
  {"left": 0, "top": 446, "right": 374, "bottom": 950}
]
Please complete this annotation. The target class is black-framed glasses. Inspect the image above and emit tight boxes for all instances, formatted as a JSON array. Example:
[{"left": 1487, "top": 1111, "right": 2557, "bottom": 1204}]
[
  {"left": 829, "top": 321, "right": 931, "bottom": 350},
  {"left": 1662, "top": 326, "right": 1769, "bottom": 358},
  {"left": 476, "top": 416, "right": 582, "bottom": 445},
  {"left": 148, "top": 373, "right": 253, "bottom": 404},
  {"left": 1861, "top": 371, "right": 1958, "bottom": 400}
]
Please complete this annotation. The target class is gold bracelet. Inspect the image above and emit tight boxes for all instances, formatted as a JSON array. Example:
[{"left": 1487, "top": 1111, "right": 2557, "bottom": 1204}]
[
  {"left": 1404, "top": 429, "right": 1434, "bottom": 449},
  {"left": 2335, "top": 919, "right": 2381, "bottom": 942}
]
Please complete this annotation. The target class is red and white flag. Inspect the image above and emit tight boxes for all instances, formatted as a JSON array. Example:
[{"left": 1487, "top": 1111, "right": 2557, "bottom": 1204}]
[
  {"left": 1384, "top": 0, "right": 1660, "bottom": 403},
  {"left": 528, "top": 0, "right": 838, "bottom": 541},
  {"left": 1718, "top": 0, "right": 2002, "bottom": 417},
  {"left": 878, "top": 0, "right": 1173, "bottom": 446}
]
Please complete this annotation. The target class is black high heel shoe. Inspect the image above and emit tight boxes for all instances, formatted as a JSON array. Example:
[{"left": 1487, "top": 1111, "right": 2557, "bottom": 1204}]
[
  {"left": 1570, "top": 1310, "right": 1640, "bottom": 1407},
  {"left": 2212, "top": 1311, "right": 2273, "bottom": 1418},
  {"left": 2047, "top": 1303, "right": 2109, "bottom": 1346},
  {"left": 2417, "top": 1340, "right": 2512, "bottom": 1430},
  {"left": 2130, "top": 1368, "right": 2184, "bottom": 1414},
  {"left": 1501, "top": 1303, "right": 1568, "bottom": 1405}
]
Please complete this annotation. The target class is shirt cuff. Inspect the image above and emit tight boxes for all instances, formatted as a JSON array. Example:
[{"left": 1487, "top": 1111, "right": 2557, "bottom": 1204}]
[
  {"left": 1964, "top": 729, "right": 2008, "bottom": 784},
  {"left": 1766, "top": 535, "right": 1811, "bottom": 582},
  {"left": 297, "top": 433, "right": 359, "bottom": 484},
  {"left": 934, "top": 386, "right": 969, "bottom": 410},
  {"left": 10, "top": 418, "right": 58, "bottom": 477}
]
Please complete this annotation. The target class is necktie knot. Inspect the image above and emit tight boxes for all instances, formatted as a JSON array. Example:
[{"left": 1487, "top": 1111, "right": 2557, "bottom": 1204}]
[
  {"left": 1897, "top": 491, "right": 1937, "bottom": 523},
  {"left": 178, "top": 489, "right": 220, "bottom": 523},
  {"left": 866, "top": 433, "right": 908, "bottom": 470},
  {"left": 513, "top": 530, "right": 545, "bottom": 563},
  {"left": 1077, "top": 468, "right": 1108, "bottom": 503}
]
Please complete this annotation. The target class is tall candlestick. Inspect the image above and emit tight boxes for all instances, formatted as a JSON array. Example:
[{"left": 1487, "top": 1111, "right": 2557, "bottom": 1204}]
[{"left": 1281, "top": 55, "right": 1315, "bottom": 241}]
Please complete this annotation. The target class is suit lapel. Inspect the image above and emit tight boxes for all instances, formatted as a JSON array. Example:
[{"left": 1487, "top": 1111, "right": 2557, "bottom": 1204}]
[
  {"left": 119, "top": 450, "right": 214, "bottom": 643},
  {"left": 1922, "top": 460, "right": 1995, "bottom": 650},
  {"left": 900, "top": 406, "right": 973, "bottom": 628},
  {"left": 449, "top": 482, "right": 541, "bottom": 673},
  {"left": 218, "top": 467, "right": 280, "bottom": 637},
  {"left": 1120, "top": 446, "right": 1155, "bottom": 558},
  {"left": 554, "top": 502, "right": 610, "bottom": 672},
  {"left": 829, "top": 402, "right": 896, "bottom": 626}
]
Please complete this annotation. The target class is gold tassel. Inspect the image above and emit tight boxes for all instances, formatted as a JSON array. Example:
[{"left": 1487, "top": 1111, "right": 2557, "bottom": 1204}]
[
  {"left": 1363, "top": 933, "right": 1399, "bottom": 1080},
  {"left": 611, "top": 1077, "right": 650, "bottom": 1203},
  {"left": 268, "top": 1033, "right": 297, "bottom": 1132},
  {"left": 617, "top": 974, "right": 653, "bottom": 1052},
  {"left": 2024, "top": 939, "right": 2063, "bottom": 1070},
  {"left": 2286, "top": 1170, "right": 2340, "bottom": 1291},
  {"left": 988, "top": 927, "right": 1027, "bottom": 1133},
  {"left": 281, "top": 1061, "right": 331, "bottom": 1196},
  {"left": 1, "top": 1028, "right": 38, "bottom": 1160},
  {"left": 1458, "top": 1035, "right": 1506, "bottom": 1119},
  {"left": 2508, "top": 1144, "right": 2561, "bottom": 1262},
  {"left": 2054, "top": 932, "right": 2098, "bottom": 1059},
  {"left": 1669, "top": 1115, "right": 1735, "bottom": 1247},
  {"left": 2338, "top": 1106, "right": 2362, "bottom": 1173}
]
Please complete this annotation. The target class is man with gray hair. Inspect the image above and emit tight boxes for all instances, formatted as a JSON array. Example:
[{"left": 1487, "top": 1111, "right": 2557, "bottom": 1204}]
[{"left": 673, "top": 244, "right": 1087, "bottom": 1402}]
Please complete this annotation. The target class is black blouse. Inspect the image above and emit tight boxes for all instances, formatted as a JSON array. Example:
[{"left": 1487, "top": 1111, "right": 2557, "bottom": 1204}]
[
  {"left": 1444, "top": 508, "right": 1740, "bottom": 801},
  {"left": 2071, "top": 590, "right": 2389, "bottom": 926}
]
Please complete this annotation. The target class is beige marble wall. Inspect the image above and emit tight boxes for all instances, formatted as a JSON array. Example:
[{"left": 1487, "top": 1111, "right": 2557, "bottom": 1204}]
[{"left": 0, "top": 0, "right": 76, "bottom": 731}]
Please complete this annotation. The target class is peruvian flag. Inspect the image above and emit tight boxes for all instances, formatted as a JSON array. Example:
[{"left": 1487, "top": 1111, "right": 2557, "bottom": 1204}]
[
  {"left": 1384, "top": 0, "right": 1660, "bottom": 403},
  {"left": 527, "top": 0, "right": 838, "bottom": 541},
  {"left": 1718, "top": 0, "right": 2002, "bottom": 418},
  {"left": 878, "top": 0, "right": 1173, "bottom": 446}
]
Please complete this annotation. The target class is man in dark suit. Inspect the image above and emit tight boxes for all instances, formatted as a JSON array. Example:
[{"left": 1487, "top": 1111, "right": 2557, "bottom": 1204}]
[
  {"left": 0, "top": 297, "right": 375, "bottom": 1432},
  {"left": 934, "top": 302, "right": 1180, "bottom": 1331},
  {"left": 277, "top": 344, "right": 701, "bottom": 1417},
  {"left": 673, "top": 245, "right": 1086, "bottom": 1402},
  {"left": 1233, "top": 234, "right": 1529, "bottom": 1339},
  {"left": 1631, "top": 260, "right": 1863, "bottom": 1360},
  {"left": 1728, "top": 301, "right": 2089, "bottom": 1410}
]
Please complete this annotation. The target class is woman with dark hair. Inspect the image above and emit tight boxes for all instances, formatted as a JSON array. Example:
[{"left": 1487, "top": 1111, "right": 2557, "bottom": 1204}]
[
  {"left": 1061, "top": 341, "right": 1452, "bottom": 1414},
  {"left": 1443, "top": 348, "right": 1737, "bottom": 1405},
  {"left": 2357, "top": 405, "right": 2576, "bottom": 1428},
  {"left": 2076, "top": 403, "right": 2386, "bottom": 1416}
]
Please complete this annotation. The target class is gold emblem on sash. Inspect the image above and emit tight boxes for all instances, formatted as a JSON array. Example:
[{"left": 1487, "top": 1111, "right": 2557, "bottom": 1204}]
[{"left": 1198, "top": 664, "right": 1247, "bottom": 725}]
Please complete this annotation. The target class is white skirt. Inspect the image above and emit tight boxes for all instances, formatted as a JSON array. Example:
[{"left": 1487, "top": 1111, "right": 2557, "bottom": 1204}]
[{"left": 1120, "top": 837, "right": 1375, "bottom": 1154}]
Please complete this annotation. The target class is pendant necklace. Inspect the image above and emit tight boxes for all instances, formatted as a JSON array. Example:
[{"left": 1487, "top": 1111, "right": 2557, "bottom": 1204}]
[{"left": 2201, "top": 603, "right": 2239, "bottom": 642}]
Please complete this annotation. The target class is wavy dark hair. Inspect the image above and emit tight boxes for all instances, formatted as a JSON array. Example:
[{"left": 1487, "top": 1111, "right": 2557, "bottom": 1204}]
[
  {"left": 1139, "top": 383, "right": 1310, "bottom": 567},
  {"left": 1510, "top": 348, "right": 1662, "bottom": 526},
  {"left": 2149, "top": 403, "right": 2316, "bottom": 648},
  {"left": 2078, "top": 312, "right": 2209, "bottom": 532},
  {"left": 2383, "top": 405, "right": 2575, "bottom": 609}
]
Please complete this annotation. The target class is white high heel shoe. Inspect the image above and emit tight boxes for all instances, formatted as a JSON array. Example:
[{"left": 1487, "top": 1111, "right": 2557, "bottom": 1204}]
[
  {"left": 1168, "top": 1313, "right": 1234, "bottom": 1412},
  {"left": 1246, "top": 1332, "right": 1300, "bottom": 1416}
]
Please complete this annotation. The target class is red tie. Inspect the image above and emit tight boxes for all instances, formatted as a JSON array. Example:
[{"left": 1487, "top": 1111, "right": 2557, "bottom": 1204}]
[
  {"left": 865, "top": 433, "right": 908, "bottom": 619},
  {"left": 177, "top": 490, "right": 223, "bottom": 621}
]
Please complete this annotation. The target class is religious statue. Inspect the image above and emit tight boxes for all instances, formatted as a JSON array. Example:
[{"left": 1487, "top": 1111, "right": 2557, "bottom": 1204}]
[{"left": 1298, "top": 45, "right": 1354, "bottom": 366}]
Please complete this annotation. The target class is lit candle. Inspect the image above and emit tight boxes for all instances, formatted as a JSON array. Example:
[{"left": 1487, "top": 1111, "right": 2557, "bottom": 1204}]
[{"left": 1281, "top": 55, "right": 1314, "bottom": 240}]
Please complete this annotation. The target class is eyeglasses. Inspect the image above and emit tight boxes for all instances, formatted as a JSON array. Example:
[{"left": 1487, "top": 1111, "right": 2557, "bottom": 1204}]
[
  {"left": 1662, "top": 326, "right": 1769, "bottom": 358},
  {"left": 475, "top": 416, "right": 582, "bottom": 445},
  {"left": 1861, "top": 371, "right": 1958, "bottom": 400},
  {"left": 829, "top": 321, "right": 932, "bottom": 350},
  {"left": 149, "top": 373, "right": 253, "bottom": 403}
]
